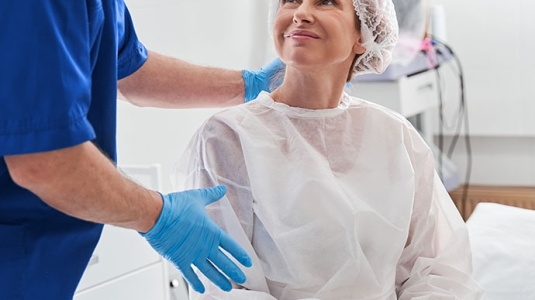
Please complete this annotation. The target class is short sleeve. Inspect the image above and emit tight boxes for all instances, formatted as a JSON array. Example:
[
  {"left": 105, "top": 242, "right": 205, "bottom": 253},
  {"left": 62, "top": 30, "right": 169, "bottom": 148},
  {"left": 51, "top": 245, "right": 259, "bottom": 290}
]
[
  {"left": 116, "top": 0, "right": 148, "bottom": 80},
  {"left": 0, "top": 1, "right": 96, "bottom": 156}
]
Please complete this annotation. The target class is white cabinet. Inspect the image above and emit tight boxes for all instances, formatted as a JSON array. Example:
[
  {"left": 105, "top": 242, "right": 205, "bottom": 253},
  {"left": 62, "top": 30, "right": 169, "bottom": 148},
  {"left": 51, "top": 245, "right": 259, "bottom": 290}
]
[
  {"left": 75, "top": 263, "right": 167, "bottom": 300},
  {"left": 350, "top": 70, "right": 439, "bottom": 118},
  {"left": 349, "top": 69, "right": 440, "bottom": 145},
  {"left": 73, "top": 225, "right": 168, "bottom": 298}
]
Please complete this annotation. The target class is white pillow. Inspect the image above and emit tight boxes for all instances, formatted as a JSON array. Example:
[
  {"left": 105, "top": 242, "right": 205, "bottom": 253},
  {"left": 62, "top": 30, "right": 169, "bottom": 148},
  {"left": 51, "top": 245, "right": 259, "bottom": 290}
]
[{"left": 466, "top": 202, "right": 535, "bottom": 300}]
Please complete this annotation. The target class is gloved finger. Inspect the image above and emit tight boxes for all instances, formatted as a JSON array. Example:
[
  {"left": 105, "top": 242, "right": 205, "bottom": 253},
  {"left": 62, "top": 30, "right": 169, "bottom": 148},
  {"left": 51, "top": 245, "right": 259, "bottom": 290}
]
[
  {"left": 264, "top": 57, "right": 285, "bottom": 90},
  {"left": 219, "top": 231, "right": 252, "bottom": 268},
  {"left": 181, "top": 266, "right": 206, "bottom": 294},
  {"left": 263, "top": 57, "right": 284, "bottom": 73},
  {"left": 196, "top": 259, "right": 232, "bottom": 292},
  {"left": 198, "top": 185, "right": 227, "bottom": 206},
  {"left": 209, "top": 248, "right": 247, "bottom": 285}
]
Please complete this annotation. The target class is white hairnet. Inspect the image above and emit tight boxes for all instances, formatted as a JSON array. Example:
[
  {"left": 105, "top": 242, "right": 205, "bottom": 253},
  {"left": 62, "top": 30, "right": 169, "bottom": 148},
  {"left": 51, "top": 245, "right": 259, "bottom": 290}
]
[{"left": 268, "top": 0, "right": 399, "bottom": 75}]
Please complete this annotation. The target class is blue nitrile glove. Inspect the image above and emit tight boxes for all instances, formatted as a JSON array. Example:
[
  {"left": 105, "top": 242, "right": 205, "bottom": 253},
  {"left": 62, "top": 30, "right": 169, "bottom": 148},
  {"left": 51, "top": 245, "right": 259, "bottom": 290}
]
[
  {"left": 141, "top": 185, "right": 252, "bottom": 293},
  {"left": 242, "top": 57, "right": 285, "bottom": 102}
]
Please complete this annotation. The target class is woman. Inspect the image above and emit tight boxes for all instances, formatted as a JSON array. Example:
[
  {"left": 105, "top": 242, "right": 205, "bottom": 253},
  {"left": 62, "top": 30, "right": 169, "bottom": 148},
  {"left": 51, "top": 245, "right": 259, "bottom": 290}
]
[{"left": 173, "top": 0, "right": 486, "bottom": 299}]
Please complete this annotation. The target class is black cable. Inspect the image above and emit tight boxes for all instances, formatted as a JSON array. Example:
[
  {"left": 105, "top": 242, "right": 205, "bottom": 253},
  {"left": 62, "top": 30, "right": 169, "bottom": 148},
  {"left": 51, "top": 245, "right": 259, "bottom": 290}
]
[
  {"left": 430, "top": 37, "right": 473, "bottom": 218},
  {"left": 436, "top": 55, "right": 463, "bottom": 135},
  {"left": 433, "top": 45, "right": 464, "bottom": 158},
  {"left": 433, "top": 66, "right": 444, "bottom": 181}
]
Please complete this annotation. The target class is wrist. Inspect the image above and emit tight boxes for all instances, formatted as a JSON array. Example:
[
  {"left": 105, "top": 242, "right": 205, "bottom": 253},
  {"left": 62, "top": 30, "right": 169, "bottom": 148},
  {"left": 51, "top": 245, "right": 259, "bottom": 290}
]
[{"left": 139, "top": 190, "right": 164, "bottom": 234}]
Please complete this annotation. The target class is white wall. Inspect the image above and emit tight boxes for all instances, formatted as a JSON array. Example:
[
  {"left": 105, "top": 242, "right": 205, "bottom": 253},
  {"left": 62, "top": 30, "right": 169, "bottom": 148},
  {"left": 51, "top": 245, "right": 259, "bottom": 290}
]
[
  {"left": 439, "top": 136, "right": 535, "bottom": 186},
  {"left": 117, "top": 0, "right": 271, "bottom": 193},
  {"left": 428, "top": 0, "right": 535, "bottom": 186},
  {"left": 431, "top": 0, "right": 535, "bottom": 136}
]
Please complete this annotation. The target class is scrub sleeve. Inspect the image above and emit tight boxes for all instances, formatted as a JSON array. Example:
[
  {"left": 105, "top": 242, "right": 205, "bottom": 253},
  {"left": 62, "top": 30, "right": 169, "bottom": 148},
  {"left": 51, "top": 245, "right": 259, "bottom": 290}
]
[{"left": 0, "top": 1, "right": 147, "bottom": 299}]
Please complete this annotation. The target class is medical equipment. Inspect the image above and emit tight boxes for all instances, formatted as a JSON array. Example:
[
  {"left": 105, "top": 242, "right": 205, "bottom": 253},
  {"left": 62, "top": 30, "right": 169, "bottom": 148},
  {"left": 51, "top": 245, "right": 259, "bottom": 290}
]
[
  {"left": 349, "top": 1, "right": 470, "bottom": 193},
  {"left": 390, "top": 0, "right": 428, "bottom": 66}
]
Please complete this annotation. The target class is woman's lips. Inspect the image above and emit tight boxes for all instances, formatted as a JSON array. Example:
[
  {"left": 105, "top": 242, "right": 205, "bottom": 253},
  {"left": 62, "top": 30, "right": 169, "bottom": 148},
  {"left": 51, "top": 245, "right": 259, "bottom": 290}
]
[{"left": 285, "top": 30, "right": 319, "bottom": 39}]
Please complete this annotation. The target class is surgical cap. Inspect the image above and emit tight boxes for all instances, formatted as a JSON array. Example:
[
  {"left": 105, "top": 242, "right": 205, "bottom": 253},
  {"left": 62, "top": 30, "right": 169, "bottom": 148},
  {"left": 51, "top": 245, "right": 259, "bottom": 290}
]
[{"left": 268, "top": 0, "right": 399, "bottom": 75}]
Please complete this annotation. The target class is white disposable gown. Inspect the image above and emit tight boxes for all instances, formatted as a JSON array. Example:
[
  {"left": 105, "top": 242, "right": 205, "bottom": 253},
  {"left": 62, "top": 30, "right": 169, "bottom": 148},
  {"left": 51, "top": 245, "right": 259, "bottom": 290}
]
[{"left": 173, "top": 92, "right": 486, "bottom": 300}]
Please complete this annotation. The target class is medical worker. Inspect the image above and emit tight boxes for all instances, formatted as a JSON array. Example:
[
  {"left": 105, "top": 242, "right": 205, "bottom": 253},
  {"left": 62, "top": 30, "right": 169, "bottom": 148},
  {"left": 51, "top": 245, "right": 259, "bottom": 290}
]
[
  {"left": 174, "top": 0, "right": 487, "bottom": 299},
  {"left": 0, "top": 1, "right": 280, "bottom": 299}
]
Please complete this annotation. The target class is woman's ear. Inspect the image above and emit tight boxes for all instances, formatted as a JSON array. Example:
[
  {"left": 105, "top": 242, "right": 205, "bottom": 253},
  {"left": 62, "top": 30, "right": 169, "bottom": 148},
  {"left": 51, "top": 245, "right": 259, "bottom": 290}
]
[{"left": 353, "top": 37, "right": 366, "bottom": 55}]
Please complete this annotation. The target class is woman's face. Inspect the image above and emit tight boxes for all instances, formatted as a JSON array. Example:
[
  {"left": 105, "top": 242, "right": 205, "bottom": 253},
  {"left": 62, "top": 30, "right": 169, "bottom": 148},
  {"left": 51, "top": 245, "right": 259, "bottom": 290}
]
[{"left": 273, "top": 0, "right": 365, "bottom": 73}]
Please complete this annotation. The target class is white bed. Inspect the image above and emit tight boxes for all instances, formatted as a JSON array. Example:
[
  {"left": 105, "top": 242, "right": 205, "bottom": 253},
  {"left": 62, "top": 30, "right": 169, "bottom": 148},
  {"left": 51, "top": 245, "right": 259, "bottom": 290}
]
[{"left": 466, "top": 202, "right": 535, "bottom": 300}]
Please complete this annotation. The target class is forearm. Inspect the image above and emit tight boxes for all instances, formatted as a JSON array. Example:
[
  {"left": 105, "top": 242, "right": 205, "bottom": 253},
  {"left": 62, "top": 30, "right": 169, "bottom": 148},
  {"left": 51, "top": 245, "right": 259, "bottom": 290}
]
[
  {"left": 118, "top": 50, "right": 244, "bottom": 108},
  {"left": 5, "top": 141, "right": 162, "bottom": 232}
]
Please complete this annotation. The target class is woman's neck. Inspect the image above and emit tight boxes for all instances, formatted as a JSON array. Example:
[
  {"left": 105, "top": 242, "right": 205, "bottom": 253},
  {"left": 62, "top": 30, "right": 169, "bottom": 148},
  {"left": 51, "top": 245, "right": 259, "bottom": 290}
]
[{"left": 270, "top": 67, "right": 348, "bottom": 110}]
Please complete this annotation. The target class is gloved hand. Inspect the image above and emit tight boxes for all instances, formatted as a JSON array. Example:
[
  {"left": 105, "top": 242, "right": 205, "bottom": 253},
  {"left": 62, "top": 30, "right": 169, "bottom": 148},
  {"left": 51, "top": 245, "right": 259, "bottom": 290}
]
[
  {"left": 141, "top": 185, "right": 252, "bottom": 293},
  {"left": 242, "top": 57, "right": 285, "bottom": 102}
]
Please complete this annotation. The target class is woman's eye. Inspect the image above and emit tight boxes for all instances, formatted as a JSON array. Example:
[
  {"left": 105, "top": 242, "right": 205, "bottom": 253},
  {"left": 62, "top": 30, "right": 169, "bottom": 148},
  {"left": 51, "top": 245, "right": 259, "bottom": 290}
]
[
  {"left": 320, "top": 0, "right": 335, "bottom": 5},
  {"left": 282, "top": 0, "right": 297, "bottom": 3}
]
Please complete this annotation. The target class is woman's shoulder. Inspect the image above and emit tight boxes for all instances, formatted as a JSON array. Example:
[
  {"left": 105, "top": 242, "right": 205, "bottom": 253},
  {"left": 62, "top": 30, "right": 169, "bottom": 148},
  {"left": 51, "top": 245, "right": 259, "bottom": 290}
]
[
  {"left": 345, "top": 94, "right": 413, "bottom": 127},
  {"left": 198, "top": 98, "right": 267, "bottom": 137},
  {"left": 205, "top": 92, "right": 273, "bottom": 124}
]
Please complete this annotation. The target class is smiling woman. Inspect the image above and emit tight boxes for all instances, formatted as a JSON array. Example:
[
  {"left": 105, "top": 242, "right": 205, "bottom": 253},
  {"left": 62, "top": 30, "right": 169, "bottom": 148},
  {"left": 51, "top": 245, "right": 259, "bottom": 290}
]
[
  {"left": 273, "top": 0, "right": 366, "bottom": 87},
  {"left": 173, "top": 0, "right": 486, "bottom": 299}
]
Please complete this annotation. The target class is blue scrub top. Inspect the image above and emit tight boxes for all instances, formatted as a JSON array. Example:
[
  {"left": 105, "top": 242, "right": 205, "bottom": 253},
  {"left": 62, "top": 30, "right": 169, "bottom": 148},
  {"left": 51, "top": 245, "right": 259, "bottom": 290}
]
[{"left": 0, "top": 1, "right": 147, "bottom": 299}]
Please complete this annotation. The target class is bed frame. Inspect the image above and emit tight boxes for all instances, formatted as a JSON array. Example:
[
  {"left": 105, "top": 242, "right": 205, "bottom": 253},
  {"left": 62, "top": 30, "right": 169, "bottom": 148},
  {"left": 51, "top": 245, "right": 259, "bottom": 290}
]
[{"left": 449, "top": 185, "right": 535, "bottom": 220}]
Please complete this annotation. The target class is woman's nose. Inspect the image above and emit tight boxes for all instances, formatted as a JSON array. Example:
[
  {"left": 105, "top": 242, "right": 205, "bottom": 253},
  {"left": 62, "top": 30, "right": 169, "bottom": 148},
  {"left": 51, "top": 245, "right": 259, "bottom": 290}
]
[{"left": 293, "top": 2, "right": 315, "bottom": 25}]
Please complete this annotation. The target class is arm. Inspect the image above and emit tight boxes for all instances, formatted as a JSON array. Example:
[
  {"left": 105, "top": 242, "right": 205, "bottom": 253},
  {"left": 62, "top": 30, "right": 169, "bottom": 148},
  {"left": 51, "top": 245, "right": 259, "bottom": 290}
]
[
  {"left": 6, "top": 141, "right": 251, "bottom": 293},
  {"left": 395, "top": 126, "right": 485, "bottom": 299},
  {"left": 3, "top": 0, "right": 250, "bottom": 293},
  {"left": 118, "top": 50, "right": 284, "bottom": 108},
  {"left": 118, "top": 50, "right": 244, "bottom": 108},
  {"left": 5, "top": 141, "right": 161, "bottom": 232}
]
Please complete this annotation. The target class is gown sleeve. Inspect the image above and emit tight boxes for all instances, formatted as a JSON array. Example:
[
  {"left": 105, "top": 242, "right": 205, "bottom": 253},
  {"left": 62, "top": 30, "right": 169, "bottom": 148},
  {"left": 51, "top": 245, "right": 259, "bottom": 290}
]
[
  {"left": 395, "top": 122, "right": 486, "bottom": 299},
  {"left": 172, "top": 116, "right": 277, "bottom": 300}
]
